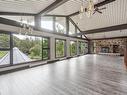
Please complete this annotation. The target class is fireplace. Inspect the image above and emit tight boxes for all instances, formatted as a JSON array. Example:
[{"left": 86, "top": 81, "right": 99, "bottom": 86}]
[{"left": 101, "top": 47, "right": 109, "bottom": 53}]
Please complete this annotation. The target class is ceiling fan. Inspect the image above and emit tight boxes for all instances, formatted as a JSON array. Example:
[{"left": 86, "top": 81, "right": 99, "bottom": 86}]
[{"left": 92, "top": 6, "right": 106, "bottom": 15}]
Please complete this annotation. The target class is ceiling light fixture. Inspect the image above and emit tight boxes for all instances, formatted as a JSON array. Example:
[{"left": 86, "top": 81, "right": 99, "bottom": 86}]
[
  {"left": 79, "top": 0, "right": 95, "bottom": 18},
  {"left": 19, "top": 17, "right": 33, "bottom": 36}
]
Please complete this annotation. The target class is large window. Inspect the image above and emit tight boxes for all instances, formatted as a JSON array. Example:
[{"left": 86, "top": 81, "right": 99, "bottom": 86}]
[
  {"left": 70, "top": 41, "right": 77, "bottom": 56},
  {"left": 55, "top": 17, "right": 66, "bottom": 34},
  {"left": 55, "top": 39, "right": 66, "bottom": 58},
  {"left": 0, "top": 33, "right": 50, "bottom": 66},
  {"left": 41, "top": 16, "right": 53, "bottom": 31},
  {"left": 69, "top": 21, "right": 76, "bottom": 35},
  {"left": 0, "top": 33, "right": 10, "bottom": 66},
  {"left": 42, "top": 38, "right": 50, "bottom": 60},
  {"left": 79, "top": 41, "right": 85, "bottom": 54},
  {"left": 13, "top": 34, "right": 42, "bottom": 64},
  {"left": 0, "top": 16, "right": 35, "bottom": 26}
]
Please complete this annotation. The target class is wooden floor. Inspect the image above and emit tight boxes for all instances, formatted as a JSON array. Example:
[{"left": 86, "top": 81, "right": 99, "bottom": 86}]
[{"left": 0, "top": 55, "right": 127, "bottom": 95}]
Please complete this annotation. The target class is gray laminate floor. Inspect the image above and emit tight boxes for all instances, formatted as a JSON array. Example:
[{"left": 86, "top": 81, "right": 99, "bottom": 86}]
[{"left": 0, "top": 55, "right": 127, "bottom": 95}]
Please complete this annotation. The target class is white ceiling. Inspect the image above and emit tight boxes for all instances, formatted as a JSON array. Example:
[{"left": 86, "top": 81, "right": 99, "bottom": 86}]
[
  {"left": 48, "top": 0, "right": 104, "bottom": 15},
  {"left": 86, "top": 29, "right": 127, "bottom": 39},
  {"left": 0, "top": 0, "right": 56, "bottom": 14}
]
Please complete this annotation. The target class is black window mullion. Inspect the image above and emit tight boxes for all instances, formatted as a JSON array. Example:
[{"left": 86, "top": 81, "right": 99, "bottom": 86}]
[{"left": 10, "top": 33, "right": 13, "bottom": 65}]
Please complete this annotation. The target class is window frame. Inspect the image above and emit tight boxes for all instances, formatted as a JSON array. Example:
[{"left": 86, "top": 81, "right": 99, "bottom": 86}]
[{"left": 42, "top": 37, "right": 50, "bottom": 60}]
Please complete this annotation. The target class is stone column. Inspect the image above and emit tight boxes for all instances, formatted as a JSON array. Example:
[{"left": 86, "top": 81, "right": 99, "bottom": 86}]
[{"left": 124, "top": 40, "right": 127, "bottom": 70}]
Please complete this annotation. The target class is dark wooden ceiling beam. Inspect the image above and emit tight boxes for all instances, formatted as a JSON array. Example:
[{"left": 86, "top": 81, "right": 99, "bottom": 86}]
[
  {"left": 68, "top": 0, "right": 116, "bottom": 17},
  {"left": 0, "top": 12, "right": 36, "bottom": 16},
  {"left": 77, "top": 23, "right": 127, "bottom": 35},
  {"left": 91, "top": 36, "right": 127, "bottom": 40},
  {"left": 38, "top": 0, "right": 69, "bottom": 16}
]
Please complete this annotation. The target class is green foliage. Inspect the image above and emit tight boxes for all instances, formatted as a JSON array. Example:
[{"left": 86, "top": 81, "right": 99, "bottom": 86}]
[
  {"left": 56, "top": 40, "right": 65, "bottom": 57},
  {"left": 43, "top": 50, "right": 48, "bottom": 60},
  {"left": 0, "top": 51, "right": 8, "bottom": 58},
  {"left": 30, "top": 44, "right": 42, "bottom": 59},
  {"left": 0, "top": 34, "right": 10, "bottom": 48},
  {"left": 70, "top": 42, "right": 77, "bottom": 56},
  {"left": 13, "top": 35, "right": 43, "bottom": 60},
  {"left": 79, "top": 42, "right": 85, "bottom": 54}
]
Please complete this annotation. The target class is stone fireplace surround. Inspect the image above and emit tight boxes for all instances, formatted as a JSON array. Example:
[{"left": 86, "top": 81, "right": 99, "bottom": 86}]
[{"left": 93, "top": 38, "right": 127, "bottom": 56}]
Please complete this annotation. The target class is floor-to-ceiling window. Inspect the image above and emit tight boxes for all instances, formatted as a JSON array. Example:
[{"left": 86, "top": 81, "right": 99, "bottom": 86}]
[
  {"left": 0, "top": 33, "right": 10, "bottom": 66},
  {"left": 55, "top": 39, "right": 66, "bottom": 58},
  {"left": 70, "top": 41, "right": 77, "bottom": 56},
  {"left": 42, "top": 37, "right": 50, "bottom": 60}
]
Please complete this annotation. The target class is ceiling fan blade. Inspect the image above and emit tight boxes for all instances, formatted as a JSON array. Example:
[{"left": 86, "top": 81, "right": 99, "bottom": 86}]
[
  {"left": 99, "top": 7, "right": 106, "bottom": 10},
  {"left": 93, "top": 11, "right": 96, "bottom": 15},
  {"left": 97, "top": 10, "right": 102, "bottom": 14}
]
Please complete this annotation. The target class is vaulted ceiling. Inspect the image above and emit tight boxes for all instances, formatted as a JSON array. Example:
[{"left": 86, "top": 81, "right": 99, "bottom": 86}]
[{"left": 0, "top": 0, "right": 127, "bottom": 39}]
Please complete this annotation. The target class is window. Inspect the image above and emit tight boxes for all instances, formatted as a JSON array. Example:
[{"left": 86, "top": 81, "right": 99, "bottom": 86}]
[
  {"left": 13, "top": 34, "right": 42, "bottom": 64},
  {"left": 79, "top": 41, "right": 85, "bottom": 54},
  {"left": 0, "top": 16, "right": 35, "bottom": 26},
  {"left": 55, "top": 39, "right": 66, "bottom": 58},
  {"left": 82, "top": 35, "right": 86, "bottom": 39},
  {"left": 70, "top": 41, "right": 77, "bottom": 56},
  {"left": 42, "top": 38, "right": 50, "bottom": 60},
  {"left": 0, "top": 33, "right": 10, "bottom": 66},
  {"left": 41, "top": 16, "right": 53, "bottom": 31},
  {"left": 85, "top": 42, "right": 88, "bottom": 54},
  {"left": 69, "top": 21, "right": 76, "bottom": 35},
  {"left": 55, "top": 17, "right": 66, "bottom": 34},
  {"left": 77, "top": 29, "right": 81, "bottom": 38}
]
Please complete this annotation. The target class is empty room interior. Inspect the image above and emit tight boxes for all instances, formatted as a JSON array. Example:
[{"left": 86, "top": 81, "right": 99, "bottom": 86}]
[{"left": 0, "top": 0, "right": 127, "bottom": 95}]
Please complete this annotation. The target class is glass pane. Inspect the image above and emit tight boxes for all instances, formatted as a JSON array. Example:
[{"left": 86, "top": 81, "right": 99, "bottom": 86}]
[
  {"left": 82, "top": 35, "right": 86, "bottom": 39},
  {"left": 43, "top": 49, "right": 49, "bottom": 60},
  {"left": 56, "top": 39, "right": 65, "bottom": 58},
  {"left": 69, "top": 21, "right": 75, "bottom": 35},
  {"left": 55, "top": 17, "right": 66, "bottom": 34},
  {"left": 0, "top": 16, "right": 35, "bottom": 26},
  {"left": 41, "top": 16, "right": 53, "bottom": 31},
  {"left": 79, "top": 42, "right": 85, "bottom": 54},
  {"left": 85, "top": 42, "right": 88, "bottom": 54},
  {"left": 70, "top": 41, "right": 77, "bottom": 56},
  {"left": 13, "top": 34, "right": 42, "bottom": 64},
  {"left": 0, "top": 34, "right": 10, "bottom": 49},
  {"left": 77, "top": 29, "right": 81, "bottom": 38},
  {"left": 0, "top": 50, "right": 10, "bottom": 65},
  {"left": 42, "top": 38, "right": 49, "bottom": 48}
]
